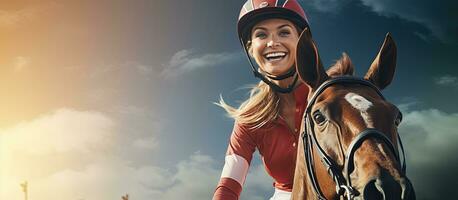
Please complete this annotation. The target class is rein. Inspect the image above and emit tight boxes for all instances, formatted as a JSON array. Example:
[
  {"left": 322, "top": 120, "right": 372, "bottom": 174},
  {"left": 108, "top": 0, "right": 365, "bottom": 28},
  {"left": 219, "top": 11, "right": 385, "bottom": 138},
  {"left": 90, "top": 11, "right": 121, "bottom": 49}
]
[{"left": 302, "top": 76, "right": 407, "bottom": 200}]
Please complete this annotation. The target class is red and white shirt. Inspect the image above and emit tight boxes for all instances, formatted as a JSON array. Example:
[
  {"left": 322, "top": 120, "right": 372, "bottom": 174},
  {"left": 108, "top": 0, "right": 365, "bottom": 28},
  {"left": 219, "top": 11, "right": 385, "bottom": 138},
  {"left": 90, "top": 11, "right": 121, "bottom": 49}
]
[{"left": 213, "top": 84, "right": 309, "bottom": 200}]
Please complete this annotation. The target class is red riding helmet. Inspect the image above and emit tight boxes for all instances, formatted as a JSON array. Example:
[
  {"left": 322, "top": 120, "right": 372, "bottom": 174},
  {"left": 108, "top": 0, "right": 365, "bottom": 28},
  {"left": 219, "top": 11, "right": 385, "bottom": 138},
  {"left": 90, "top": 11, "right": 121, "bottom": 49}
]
[{"left": 238, "top": 0, "right": 310, "bottom": 46}]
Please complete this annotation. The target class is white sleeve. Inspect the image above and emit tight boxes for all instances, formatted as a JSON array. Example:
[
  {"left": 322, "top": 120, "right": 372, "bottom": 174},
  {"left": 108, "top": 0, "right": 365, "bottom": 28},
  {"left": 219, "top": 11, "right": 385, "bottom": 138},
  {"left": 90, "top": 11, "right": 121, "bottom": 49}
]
[{"left": 220, "top": 154, "right": 250, "bottom": 186}]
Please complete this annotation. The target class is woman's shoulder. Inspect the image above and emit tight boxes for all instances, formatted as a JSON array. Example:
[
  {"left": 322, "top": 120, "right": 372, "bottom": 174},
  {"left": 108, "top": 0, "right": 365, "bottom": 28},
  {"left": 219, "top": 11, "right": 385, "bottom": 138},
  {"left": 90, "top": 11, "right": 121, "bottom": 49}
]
[
  {"left": 232, "top": 121, "right": 256, "bottom": 134},
  {"left": 233, "top": 119, "right": 279, "bottom": 135}
]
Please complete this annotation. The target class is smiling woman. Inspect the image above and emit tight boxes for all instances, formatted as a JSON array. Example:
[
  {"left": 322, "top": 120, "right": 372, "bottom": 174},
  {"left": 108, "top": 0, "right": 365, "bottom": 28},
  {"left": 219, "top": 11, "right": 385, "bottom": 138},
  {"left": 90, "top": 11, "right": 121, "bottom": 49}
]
[{"left": 213, "top": 0, "right": 311, "bottom": 200}]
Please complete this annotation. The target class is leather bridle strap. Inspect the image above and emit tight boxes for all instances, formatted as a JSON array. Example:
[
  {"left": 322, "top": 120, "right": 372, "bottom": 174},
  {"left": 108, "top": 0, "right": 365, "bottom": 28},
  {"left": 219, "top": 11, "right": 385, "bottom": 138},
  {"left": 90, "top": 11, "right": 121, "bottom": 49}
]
[
  {"left": 343, "top": 128, "right": 404, "bottom": 187},
  {"left": 303, "top": 116, "right": 326, "bottom": 200},
  {"left": 305, "top": 77, "right": 385, "bottom": 112},
  {"left": 303, "top": 115, "right": 346, "bottom": 200}
]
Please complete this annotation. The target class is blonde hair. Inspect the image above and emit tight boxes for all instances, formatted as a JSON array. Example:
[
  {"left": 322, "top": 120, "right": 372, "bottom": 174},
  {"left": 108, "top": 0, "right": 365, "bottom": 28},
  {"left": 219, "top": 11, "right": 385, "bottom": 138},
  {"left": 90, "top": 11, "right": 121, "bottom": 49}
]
[{"left": 216, "top": 81, "right": 280, "bottom": 130}]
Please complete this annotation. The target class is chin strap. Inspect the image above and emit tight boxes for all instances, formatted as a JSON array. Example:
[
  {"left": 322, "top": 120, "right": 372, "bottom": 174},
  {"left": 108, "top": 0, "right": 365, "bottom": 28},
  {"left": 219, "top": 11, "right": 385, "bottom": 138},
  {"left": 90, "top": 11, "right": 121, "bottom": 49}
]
[
  {"left": 240, "top": 38, "right": 298, "bottom": 93},
  {"left": 254, "top": 70, "right": 299, "bottom": 93},
  {"left": 260, "top": 65, "right": 297, "bottom": 80}
]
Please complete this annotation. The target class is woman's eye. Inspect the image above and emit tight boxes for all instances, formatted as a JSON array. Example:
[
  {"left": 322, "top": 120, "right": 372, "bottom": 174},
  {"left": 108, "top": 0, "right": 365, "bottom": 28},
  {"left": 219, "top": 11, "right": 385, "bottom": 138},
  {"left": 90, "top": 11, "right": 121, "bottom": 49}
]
[
  {"left": 255, "top": 32, "right": 266, "bottom": 38},
  {"left": 279, "top": 31, "right": 290, "bottom": 36},
  {"left": 313, "top": 111, "right": 327, "bottom": 125}
]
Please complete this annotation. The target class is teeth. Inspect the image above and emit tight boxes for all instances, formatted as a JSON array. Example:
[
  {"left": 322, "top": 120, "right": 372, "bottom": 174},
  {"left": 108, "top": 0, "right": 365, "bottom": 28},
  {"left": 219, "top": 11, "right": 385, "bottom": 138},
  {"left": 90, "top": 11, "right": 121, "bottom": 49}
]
[{"left": 265, "top": 52, "right": 286, "bottom": 58}]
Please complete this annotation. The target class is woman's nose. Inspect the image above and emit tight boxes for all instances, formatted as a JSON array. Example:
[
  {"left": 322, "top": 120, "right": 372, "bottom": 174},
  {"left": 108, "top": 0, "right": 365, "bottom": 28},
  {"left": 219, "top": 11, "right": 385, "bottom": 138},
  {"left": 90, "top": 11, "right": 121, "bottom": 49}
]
[{"left": 267, "top": 35, "right": 279, "bottom": 47}]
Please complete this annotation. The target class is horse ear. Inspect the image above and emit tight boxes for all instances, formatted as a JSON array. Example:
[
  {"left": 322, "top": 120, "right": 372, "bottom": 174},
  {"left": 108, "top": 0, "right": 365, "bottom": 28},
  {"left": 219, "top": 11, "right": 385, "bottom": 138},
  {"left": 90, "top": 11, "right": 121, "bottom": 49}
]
[
  {"left": 364, "top": 33, "right": 397, "bottom": 90},
  {"left": 296, "top": 28, "right": 328, "bottom": 89}
]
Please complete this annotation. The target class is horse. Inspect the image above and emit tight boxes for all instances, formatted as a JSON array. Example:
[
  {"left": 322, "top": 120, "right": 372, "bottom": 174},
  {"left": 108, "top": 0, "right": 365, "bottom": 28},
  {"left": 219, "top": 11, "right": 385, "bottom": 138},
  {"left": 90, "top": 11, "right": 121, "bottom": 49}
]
[{"left": 291, "top": 29, "right": 416, "bottom": 200}]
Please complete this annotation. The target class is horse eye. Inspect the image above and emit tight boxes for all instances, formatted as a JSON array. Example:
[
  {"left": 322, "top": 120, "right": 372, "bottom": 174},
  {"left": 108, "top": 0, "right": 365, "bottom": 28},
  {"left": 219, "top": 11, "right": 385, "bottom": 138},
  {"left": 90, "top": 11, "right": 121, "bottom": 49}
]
[{"left": 313, "top": 111, "right": 327, "bottom": 125}]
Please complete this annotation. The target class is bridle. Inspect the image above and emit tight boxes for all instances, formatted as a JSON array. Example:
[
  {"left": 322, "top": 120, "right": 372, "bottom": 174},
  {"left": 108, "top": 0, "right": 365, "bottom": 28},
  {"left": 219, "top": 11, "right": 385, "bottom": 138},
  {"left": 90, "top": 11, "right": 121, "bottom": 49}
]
[
  {"left": 302, "top": 76, "right": 407, "bottom": 200},
  {"left": 303, "top": 77, "right": 407, "bottom": 200}
]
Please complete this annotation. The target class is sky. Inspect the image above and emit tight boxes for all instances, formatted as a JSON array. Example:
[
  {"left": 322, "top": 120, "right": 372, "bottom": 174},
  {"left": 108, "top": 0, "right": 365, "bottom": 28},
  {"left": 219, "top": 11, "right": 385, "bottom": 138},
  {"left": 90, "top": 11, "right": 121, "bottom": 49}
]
[{"left": 0, "top": 0, "right": 457, "bottom": 199}]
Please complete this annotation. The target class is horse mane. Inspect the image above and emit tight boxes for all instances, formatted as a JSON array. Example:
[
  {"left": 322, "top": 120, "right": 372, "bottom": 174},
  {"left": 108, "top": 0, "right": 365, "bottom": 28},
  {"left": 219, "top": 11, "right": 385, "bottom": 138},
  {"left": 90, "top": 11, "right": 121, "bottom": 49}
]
[{"left": 326, "top": 53, "right": 354, "bottom": 77}]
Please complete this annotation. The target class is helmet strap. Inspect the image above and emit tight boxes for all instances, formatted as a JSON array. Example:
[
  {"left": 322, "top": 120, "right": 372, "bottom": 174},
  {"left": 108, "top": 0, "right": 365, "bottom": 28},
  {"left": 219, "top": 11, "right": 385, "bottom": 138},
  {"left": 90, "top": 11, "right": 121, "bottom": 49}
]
[
  {"left": 259, "top": 66, "right": 296, "bottom": 80},
  {"left": 255, "top": 71, "right": 299, "bottom": 93}
]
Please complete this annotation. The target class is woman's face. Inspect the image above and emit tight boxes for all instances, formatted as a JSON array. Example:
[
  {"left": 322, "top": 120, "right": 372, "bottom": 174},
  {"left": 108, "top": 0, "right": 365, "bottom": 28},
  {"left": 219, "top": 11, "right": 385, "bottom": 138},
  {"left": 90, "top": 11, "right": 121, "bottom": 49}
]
[{"left": 249, "top": 18, "right": 300, "bottom": 76}]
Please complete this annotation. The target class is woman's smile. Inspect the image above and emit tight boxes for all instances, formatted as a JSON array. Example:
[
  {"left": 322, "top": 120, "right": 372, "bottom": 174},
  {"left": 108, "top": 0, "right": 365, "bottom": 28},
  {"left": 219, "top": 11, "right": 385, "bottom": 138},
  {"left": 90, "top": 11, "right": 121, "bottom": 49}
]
[{"left": 264, "top": 51, "right": 288, "bottom": 62}]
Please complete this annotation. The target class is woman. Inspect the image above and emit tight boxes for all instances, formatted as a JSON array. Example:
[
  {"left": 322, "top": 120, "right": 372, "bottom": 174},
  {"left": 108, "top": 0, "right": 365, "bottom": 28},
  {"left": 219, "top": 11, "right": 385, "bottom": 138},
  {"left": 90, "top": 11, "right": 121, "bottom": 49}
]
[{"left": 213, "top": 0, "right": 311, "bottom": 200}]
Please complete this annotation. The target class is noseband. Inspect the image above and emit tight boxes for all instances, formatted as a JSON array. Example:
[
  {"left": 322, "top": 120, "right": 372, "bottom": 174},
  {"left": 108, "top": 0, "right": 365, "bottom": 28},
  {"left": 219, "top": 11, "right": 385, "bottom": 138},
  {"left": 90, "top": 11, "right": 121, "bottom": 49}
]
[{"left": 302, "top": 77, "right": 407, "bottom": 200}]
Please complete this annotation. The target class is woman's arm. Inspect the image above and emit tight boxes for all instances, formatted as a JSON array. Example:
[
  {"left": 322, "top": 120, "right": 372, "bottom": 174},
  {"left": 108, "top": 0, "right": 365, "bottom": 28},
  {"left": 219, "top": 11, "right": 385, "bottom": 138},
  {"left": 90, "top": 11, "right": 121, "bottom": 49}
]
[{"left": 212, "top": 122, "right": 257, "bottom": 200}]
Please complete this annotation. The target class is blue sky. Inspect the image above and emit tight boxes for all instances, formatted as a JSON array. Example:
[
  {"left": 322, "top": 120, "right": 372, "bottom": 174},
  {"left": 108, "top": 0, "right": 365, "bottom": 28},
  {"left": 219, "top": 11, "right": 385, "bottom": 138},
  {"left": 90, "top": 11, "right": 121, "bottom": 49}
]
[{"left": 0, "top": 0, "right": 457, "bottom": 199}]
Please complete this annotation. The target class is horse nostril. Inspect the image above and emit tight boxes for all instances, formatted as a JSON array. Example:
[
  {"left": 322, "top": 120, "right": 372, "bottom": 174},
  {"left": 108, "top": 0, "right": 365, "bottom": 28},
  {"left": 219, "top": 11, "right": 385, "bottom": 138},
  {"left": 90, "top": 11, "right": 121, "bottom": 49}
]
[
  {"left": 400, "top": 177, "right": 416, "bottom": 200},
  {"left": 363, "top": 179, "right": 385, "bottom": 200},
  {"left": 363, "top": 176, "right": 410, "bottom": 200}
]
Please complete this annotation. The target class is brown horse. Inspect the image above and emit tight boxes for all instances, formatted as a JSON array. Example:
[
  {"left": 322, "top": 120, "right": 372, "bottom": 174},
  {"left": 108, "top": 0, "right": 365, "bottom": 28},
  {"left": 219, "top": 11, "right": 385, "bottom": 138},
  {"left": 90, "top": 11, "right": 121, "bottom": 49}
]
[{"left": 291, "top": 29, "right": 416, "bottom": 200}]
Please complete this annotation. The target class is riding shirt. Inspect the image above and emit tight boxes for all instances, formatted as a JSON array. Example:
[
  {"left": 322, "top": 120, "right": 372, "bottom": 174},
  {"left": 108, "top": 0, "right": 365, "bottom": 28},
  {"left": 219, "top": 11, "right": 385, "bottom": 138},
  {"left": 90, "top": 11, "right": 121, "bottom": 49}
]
[{"left": 213, "top": 83, "right": 309, "bottom": 200}]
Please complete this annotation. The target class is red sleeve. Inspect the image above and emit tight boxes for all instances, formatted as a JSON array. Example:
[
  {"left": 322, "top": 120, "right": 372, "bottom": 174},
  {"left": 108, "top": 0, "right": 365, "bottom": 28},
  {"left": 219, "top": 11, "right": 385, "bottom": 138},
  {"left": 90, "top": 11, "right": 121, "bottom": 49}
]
[
  {"left": 213, "top": 178, "right": 242, "bottom": 200},
  {"left": 212, "top": 122, "right": 257, "bottom": 200},
  {"left": 226, "top": 122, "right": 257, "bottom": 162}
]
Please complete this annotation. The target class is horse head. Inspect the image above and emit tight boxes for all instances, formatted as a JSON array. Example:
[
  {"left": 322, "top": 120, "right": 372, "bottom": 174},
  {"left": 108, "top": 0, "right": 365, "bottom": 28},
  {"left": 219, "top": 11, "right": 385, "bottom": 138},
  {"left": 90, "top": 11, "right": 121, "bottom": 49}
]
[{"left": 292, "top": 29, "right": 416, "bottom": 200}]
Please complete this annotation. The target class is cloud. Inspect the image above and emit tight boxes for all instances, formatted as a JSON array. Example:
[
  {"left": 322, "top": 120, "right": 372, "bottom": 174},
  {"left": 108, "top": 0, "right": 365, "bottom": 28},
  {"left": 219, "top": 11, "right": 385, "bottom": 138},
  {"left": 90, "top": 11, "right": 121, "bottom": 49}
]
[
  {"left": 158, "top": 152, "right": 221, "bottom": 199},
  {"left": 40, "top": 152, "right": 272, "bottom": 200},
  {"left": 398, "top": 108, "right": 458, "bottom": 199},
  {"left": 434, "top": 75, "right": 458, "bottom": 88},
  {"left": 13, "top": 56, "right": 30, "bottom": 72},
  {"left": 0, "top": 108, "right": 117, "bottom": 199},
  {"left": 29, "top": 158, "right": 174, "bottom": 200},
  {"left": 160, "top": 153, "right": 272, "bottom": 200},
  {"left": 359, "top": 0, "right": 458, "bottom": 43},
  {"left": 396, "top": 98, "right": 422, "bottom": 112},
  {"left": 302, "top": 0, "right": 458, "bottom": 43},
  {"left": 0, "top": 3, "right": 59, "bottom": 27},
  {"left": 240, "top": 161, "right": 275, "bottom": 200},
  {"left": 0, "top": 108, "right": 114, "bottom": 156},
  {"left": 161, "top": 49, "right": 241, "bottom": 79},
  {"left": 0, "top": 108, "right": 164, "bottom": 200},
  {"left": 0, "top": 108, "right": 273, "bottom": 200}
]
